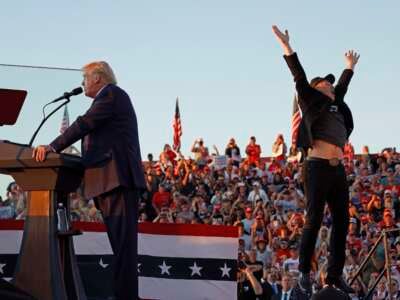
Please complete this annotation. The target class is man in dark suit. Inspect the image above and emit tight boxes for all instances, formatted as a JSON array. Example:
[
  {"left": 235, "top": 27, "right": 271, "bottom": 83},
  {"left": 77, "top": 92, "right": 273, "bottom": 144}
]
[
  {"left": 272, "top": 273, "right": 306, "bottom": 300},
  {"left": 262, "top": 267, "right": 282, "bottom": 299},
  {"left": 33, "top": 61, "right": 146, "bottom": 300}
]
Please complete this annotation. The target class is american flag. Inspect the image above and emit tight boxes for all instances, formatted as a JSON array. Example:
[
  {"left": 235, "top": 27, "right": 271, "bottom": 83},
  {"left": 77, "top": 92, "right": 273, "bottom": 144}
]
[
  {"left": 0, "top": 220, "right": 238, "bottom": 300},
  {"left": 291, "top": 94, "right": 302, "bottom": 145},
  {"left": 60, "top": 105, "right": 70, "bottom": 134},
  {"left": 173, "top": 98, "right": 182, "bottom": 151}
]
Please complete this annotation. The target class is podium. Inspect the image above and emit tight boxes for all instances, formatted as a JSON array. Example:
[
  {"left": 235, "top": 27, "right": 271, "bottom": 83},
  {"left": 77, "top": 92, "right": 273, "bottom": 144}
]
[{"left": 0, "top": 140, "right": 86, "bottom": 300}]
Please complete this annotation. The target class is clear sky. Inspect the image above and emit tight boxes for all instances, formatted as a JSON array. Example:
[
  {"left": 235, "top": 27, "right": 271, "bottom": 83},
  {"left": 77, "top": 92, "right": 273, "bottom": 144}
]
[{"left": 1, "top": 1, "right": 399, "bottom": 197}]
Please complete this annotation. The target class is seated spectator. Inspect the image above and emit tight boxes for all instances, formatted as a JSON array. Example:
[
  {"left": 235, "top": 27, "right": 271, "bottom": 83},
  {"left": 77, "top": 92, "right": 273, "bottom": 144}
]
[
  {"left": 287, "top": 144, "right": 302, "bottom": 163},
  {"left": 225, "top": 137, "right": 241, "bottom": 167},
  {"left": 245, "top": 136, "right": 261, "bottom": 167},
  {"left": 271, "top": 134, "right": 287, "bottom": 164}
]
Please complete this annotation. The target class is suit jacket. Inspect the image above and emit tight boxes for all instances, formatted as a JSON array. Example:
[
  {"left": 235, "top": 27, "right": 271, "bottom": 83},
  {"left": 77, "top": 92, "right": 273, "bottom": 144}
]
[
  {"left": 264, "top": 281, "right": 282, "bottom": 297},
  {"left": 50, "top": 84, "right": 146, "bottom": 198},
  {"left": 283, "top": 53, "right": 354, "bottom": 153},
  {"left": 261, "top": 280, "right": 281, "bottom": 300},
  {"left": 271, "top": 287, "right": 309, "bottom": 300}
]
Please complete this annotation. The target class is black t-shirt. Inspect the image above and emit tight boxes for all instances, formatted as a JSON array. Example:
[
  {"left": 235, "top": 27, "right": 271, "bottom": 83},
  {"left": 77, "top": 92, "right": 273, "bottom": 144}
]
[{"left": 312, "top": 104, "right": 347, "bottom": 148}]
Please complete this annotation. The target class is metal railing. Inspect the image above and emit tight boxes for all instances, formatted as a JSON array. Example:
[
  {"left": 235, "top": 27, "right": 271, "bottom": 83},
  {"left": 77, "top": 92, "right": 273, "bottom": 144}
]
[{"left": 349, "top": 228, "right": 400, "bottom": 299}]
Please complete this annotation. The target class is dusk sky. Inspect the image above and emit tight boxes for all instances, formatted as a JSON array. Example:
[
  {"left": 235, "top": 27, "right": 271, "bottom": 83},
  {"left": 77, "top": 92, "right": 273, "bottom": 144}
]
[{"left": 1, "top": 1, "right": 399, "bottom": 197}]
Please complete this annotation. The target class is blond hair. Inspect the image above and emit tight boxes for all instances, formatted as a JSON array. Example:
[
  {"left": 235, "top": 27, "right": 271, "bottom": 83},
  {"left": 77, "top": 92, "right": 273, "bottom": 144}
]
[{"left": 82, "top": 61, "right": 117, "bottom": 85}]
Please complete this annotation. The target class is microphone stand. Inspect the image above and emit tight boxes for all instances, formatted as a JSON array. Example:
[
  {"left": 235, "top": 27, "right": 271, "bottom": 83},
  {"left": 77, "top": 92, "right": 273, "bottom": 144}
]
[{"left": 28, "top": 97, "right": 70, "bottom": 147}]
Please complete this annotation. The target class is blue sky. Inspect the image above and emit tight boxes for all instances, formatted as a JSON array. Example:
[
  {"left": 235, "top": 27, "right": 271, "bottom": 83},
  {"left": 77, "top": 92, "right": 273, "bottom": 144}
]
[{"left": 1, "top": 1, "right": 399, "bottom": 197}]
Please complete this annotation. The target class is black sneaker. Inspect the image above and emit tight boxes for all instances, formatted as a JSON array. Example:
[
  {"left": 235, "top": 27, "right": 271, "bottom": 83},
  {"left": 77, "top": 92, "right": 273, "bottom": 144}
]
[
  {"left": 327, "top": 276, "right": 355, "bottom": 294},
  {"left": 298, "top": 272, "right": 312, "bottom": 296}
]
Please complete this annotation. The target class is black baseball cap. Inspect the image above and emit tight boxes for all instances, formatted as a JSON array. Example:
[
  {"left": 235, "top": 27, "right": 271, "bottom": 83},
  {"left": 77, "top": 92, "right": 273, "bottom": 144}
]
[{"left": 310, "top": 74, "right": 335, "bottom": 88}]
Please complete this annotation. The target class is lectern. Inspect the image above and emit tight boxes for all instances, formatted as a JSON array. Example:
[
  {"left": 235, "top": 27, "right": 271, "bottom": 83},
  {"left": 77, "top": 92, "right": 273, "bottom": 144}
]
[{"left": 0, "top": 140, "right": 86, "bottom": 300}]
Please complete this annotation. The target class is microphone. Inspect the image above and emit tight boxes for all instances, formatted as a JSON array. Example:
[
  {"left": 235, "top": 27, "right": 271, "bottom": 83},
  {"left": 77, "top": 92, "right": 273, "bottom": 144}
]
[
  {"left": 51, "top": 87, "right": 83, "bottom": 103},
  {"left": 28, "top": 87, "right": 83, "bottom": 146}
]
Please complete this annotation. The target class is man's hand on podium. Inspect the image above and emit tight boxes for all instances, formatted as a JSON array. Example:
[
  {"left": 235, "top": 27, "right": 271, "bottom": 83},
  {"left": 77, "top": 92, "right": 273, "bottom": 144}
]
[{"left": 32, "top": 145, "right": 55, "bottom": 162}]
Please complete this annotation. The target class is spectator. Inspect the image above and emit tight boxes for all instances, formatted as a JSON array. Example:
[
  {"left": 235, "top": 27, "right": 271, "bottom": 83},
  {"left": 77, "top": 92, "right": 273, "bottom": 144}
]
[
  {"left": 242, "top": 207, "right": 255, "bottom": 235},
  {"left": 225, "top": 138, "right": 241, "bottom": 167},
  {"left": 368, "top": 195, "right": 384, "bottom": 223},
  {"left": 159, "top": 144, "right": 177, "bottom": 168},
  {"left": 3, "top": 140, "right": 400, "bottom": 298},
  {"left": 246, "top": 136, "right": 262, "bottom": 167},
  {"left": 255, "top": 236, "right": 273, "bottom": 268},
  {"left": 237, "top": 265, "right": 264, "bottom": 300},
  {"left": 262, "top": 267, "right": 282, "bottom": 299},
  {"left": 248, "top": 181, "right": 269, "bottom": 204},
  {"left": 191, "top": 138, "right": 209, "bottom": 168},
  {"left": 152, "top": 183, "right": 171, "bottom": 214},
  {"left": 271, "top": 273, "right": 301, "bottom": 300},
  {"left": 283, "top": 244, "right": 300, "bottom": 274},
  {"left": 271, "top": 134, "right": 287, "bottom": 164},
  {"left": 344, "top": 142, "right": 355, "bottom": 161},
  {"left": 287, "top": 144, "right": 302, "bottom": 163}
]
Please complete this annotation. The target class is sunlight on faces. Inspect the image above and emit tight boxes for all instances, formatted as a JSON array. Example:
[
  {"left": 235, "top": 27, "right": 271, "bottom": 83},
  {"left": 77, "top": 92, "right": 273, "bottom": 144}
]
[
  {"left": 82, "top": 70, "right": 102, "bottom": 98},
  {"left": 81, "top": 61, "right": 117, "bottom": 98}
]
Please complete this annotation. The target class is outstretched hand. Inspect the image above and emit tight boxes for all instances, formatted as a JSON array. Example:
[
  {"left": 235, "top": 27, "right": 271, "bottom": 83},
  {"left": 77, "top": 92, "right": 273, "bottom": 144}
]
[
  {"left": 345, "top": 50, "right": 360, "bottom": 70},
  {"left": 272, "top": 25, "right": 289, "bottom": 45},
  {"left": 272, "top": 25, "right": 293, "bottom": 55}
]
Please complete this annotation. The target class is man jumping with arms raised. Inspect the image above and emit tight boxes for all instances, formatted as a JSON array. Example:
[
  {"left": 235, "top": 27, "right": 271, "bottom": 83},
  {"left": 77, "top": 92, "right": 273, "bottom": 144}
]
[{"left": 272, "top": 25, "right": 360, "bottom": 297}]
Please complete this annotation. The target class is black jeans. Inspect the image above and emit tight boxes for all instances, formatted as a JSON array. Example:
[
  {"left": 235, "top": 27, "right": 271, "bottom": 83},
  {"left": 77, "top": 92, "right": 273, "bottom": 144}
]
[
  {"left": 299, "top": 159, "right": 349, "bottom": 280},
  {"left": 94, "top": 187, "right": 139, "bottom": 300}
]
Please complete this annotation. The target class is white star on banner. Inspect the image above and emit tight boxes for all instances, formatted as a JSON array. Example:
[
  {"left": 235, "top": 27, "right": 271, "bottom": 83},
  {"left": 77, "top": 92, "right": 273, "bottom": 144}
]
[
  {"left": 159, "top": 261, "right": 172, "bottom": 275},
  {"left": 220, "top": 263, "right": 231, "bottom": 278},
  {"left": 138, "top": 263, "right": 142, "bottom": 273},
  {"left": 99, "top": 258, "right": 109, "bottom": 269},
  {"left": 189, "top": 262, "right": 203, "bottom": 277},
  {"left": 0, "top": 263, "right": 5, "bottom": 274}
]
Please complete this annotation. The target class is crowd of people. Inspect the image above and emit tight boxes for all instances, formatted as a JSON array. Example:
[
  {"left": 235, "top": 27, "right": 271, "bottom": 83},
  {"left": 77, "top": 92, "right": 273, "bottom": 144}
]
[{"left": 1, "top": 135, "right": 400, "bottom": 299}]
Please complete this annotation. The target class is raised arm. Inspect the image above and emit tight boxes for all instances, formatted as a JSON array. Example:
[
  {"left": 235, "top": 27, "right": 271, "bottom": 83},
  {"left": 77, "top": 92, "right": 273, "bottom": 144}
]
[
  {"left": 335, "top": 50, "right": 360, "bottom": 100},
  {"left": 272, "top": 25, "right": 294, "bottom": 56},
  {"left": 345, "top": 50, "right": 360, "bottom": 71},
  {"left": 272, "top": 25, "right": 314, "bottom": 102}
]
